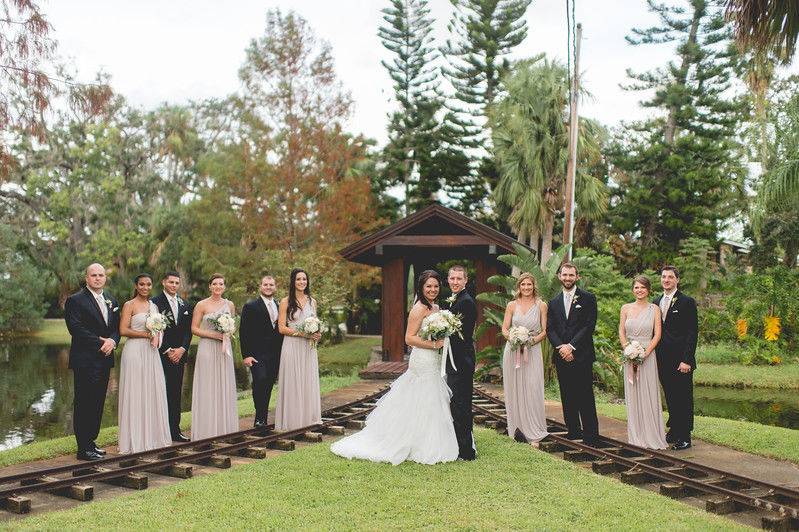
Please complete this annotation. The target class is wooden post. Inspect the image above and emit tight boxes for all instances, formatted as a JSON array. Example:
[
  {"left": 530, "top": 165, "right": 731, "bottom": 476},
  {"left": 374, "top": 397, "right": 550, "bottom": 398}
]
[
  {"left": 381, "top": 257, "right": 406, "bottom": 361},
  {"left": 475, "top": 258, "right": 499, "bottom": 353},
  {"left": 562, "top": 23, "right": 582, "bottom": 261}
]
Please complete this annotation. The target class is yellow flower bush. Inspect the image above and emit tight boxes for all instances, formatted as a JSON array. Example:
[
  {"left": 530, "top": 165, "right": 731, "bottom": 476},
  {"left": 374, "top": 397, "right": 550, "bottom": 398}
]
[
  {"left": 735, "top": 318, "right": 748, "bottom": 340},
  {"left": 764, "top": 315, "right": 781, "bottom": 342}
]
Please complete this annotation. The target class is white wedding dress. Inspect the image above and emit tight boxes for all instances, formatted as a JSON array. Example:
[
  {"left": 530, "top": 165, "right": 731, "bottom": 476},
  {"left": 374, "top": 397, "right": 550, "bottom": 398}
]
[{"left": 330, "top": 316, "right": 459, "bottom": 465}]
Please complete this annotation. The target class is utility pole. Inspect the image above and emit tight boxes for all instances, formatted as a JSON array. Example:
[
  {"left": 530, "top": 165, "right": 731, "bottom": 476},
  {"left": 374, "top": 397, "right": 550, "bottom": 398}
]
[{"left": 562, "top": 23, "right": 582, "bottom": 261}]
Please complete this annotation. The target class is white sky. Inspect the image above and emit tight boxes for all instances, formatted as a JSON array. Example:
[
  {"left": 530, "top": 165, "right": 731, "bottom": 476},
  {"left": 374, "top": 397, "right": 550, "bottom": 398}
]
[{"left": 43, "top": 0, "right": 797, "bottom": 146}]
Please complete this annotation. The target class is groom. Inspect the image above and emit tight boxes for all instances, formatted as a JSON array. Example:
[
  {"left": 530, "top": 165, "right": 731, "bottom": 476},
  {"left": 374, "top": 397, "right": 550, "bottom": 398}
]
[{"left": 444, "top": 265, "right": 477, "bottom": 461}]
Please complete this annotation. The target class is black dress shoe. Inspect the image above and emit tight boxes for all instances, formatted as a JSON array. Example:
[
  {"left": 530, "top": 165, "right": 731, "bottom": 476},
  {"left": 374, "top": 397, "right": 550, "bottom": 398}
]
[
  {"left": 254, "top": 420, "right": 267, "bottom": 429},
  {"left": 582, "top": 437, "right": 600, "bottom": 447},
  {"left": 672, "top": 440, "right": 692, "bottom": 450},
  {"left": 93, "top": 447, "right": 106, "bottom": 456},
  {"left": 172, "top": 432, "right": 190, "bottom": 443},
  {"left": 76, "top": 450, "right": 104, "bottom": 461},
  {"left": 665, "top": 430, "right": 675, "bottom": 444},
  {"left": 513, "top": 428, "right": 528, "bottom": 443},
  {"left": 565, "top": 433, "right": 583, "bottom": 441}
]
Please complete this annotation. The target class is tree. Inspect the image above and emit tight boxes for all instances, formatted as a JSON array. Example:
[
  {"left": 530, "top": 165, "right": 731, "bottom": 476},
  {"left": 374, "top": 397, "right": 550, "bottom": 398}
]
[
  {"left": 491, "top": 58, "right": 607, "bottom": 266},
  {"left": 441, "top": 0, "right": 532, "bottom": 216},
  {"left": 608, "top": 0, "right": 745, "bottom": 270},
  {"left": 725, "top": 0, "right": 799, "bottom": 61}
]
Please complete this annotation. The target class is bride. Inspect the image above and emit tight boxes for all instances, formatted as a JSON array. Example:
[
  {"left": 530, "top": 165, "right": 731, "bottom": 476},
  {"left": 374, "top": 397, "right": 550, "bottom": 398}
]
[{"left": 330, "top": 270, "right": 459, "bottom": 465}]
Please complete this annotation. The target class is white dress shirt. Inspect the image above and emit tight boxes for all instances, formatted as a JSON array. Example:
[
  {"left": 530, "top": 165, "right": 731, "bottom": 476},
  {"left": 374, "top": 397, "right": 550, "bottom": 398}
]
[
  {"left": 90, "top": 289, "right": 108, "bottom": 325},
  {"left": 660, "top": 289, "right": 676, "bottom": 322},
  {"left": 562, "top": 287, "right": 577, "bottom": 319}
]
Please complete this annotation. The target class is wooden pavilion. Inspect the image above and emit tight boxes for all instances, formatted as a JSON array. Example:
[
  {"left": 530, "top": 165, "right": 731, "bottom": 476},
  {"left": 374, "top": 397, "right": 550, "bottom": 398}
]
[{"left": 340, "top": 204, "right": 525, "bottom": 364}]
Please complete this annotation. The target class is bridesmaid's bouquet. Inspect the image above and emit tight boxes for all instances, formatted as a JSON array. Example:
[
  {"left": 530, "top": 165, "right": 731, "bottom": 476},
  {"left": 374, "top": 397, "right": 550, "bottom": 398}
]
[
  {"left": 209, "top": 312, "right": 238, "bottom": 357},
  {"left": 419, "top": 310, "right": 463, "bottom": 342},
  {"left": 298, "top": 316, "right": 322, "bottom": 348},
  {"left": 508, "top": 325, "right": 533, "bottom": 369},
  {"left": 145, "top": 311, "right": 169, "bottom": 348},
  {"left": 622, "top": 340, "right": 646, "bottom": 383}
]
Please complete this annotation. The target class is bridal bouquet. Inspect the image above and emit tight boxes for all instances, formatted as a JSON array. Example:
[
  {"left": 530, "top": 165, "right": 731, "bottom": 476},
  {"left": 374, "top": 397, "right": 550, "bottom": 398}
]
[
  {"left": 298, "top": 316, "right": 322, "bottom": 348},
  {"left": 622, "top": 340, "right": 646, "bottom": 383},
  {"left": 419, "top": 310, "right": 463, "bottom": 342},
  {"left": 145, "top": 311, "right": 169, "bottom": 348},
  {"left": 209, "top": 312, "right": 238, "bottom": 357},
  {"left": 508, "top": 325, "right": 533, "bottom": 369}
]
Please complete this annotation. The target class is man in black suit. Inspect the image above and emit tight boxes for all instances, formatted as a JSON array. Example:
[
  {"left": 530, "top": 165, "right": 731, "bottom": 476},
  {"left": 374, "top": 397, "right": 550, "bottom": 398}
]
[
  {"left": 151, "top": 271, "right": 193, "bottom": 442},
  {"left": 546, "top": 262, "right": 599, "bottom": 445},
  {"left": 655, "top": 265, "right": 698, "bottom": 450},
  {"left": 444, "top": 265, "right": 478, "bottom": 460},
  {"left": 240, "top": 275, "right": 284, "bottom": 428},
  {"left": 64, "top": 263, "right": 121, "bottom": 460}
]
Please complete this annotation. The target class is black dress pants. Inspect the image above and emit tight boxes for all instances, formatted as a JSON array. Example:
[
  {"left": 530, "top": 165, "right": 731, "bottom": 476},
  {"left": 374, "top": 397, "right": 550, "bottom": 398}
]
[
  {"left": 447, "top": 365, "right": 475, "bottom": 459},
  {"left": 554, "top": 358, "right": 598, "bottom": 439},
  {"left": 657, "top": 356, "right": 694, "bottom": 441},
  {"left": 72, "top": 366, "right": 111, "bottom": 451},
  {"left": 160, "top": 356, "right": 185, "bottom": 436},
  {"left": 250, "top": 357, "right": 278, "bottom": 424}
]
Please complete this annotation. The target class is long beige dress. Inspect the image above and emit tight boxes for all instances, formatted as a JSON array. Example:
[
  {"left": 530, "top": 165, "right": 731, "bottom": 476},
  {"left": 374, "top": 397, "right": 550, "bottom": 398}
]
[
  {"left": 624, "top": 304, "right": 668, "bottom": 449},
  {"left": 190, "top": 301, "right": 238, "bottom": 440},
  {"left": 501, "top": 301, "right": 548, "bottom": 443},
  {"left": 275, "top": 301, "right": 322, "bottom": 431},
  {"left": 118, "top": 302, "right": 172, "bottom": 453}
]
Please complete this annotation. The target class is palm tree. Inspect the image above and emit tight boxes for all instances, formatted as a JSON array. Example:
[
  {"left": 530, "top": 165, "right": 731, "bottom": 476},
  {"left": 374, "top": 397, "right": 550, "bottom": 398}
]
[
  {"left": 725, "top": 0, "right": 799, "bottom": 61},
  {"left": 491, "top": 57, "right": 607, "bottom": 267}
]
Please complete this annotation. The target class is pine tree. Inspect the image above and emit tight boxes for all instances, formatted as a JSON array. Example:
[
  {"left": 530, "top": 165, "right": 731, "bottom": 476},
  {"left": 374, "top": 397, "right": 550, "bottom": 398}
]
[
  {"left": 440, "top": 0, "right": 532, "bottom": 217},
  {"left": 608, "top": 0, "right": 746, "bottom": 269}
]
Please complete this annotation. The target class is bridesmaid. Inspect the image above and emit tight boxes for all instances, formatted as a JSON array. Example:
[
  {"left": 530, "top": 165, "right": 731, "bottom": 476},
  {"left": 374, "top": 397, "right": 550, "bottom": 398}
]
[
  {"left": 275, "top": 268, "right": 322, "bottom": 432},
  {"left": 619, "top": 275, "right": 667, "bottom": 449},
  {"left": 190, "top": 273, "right": 238, "bottom": 440},
  {"left": 501, "top": 273, "right": 549, "bottom": 446},
  {"left": 118, "top": 273, "right": 172, "bottom": 453}
]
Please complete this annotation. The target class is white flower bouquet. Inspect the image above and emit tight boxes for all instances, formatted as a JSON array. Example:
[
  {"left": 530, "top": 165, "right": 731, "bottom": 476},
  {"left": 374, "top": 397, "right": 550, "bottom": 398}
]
[
  {"left": 622, "top": 340, "right": 646, "bottom": 383},
  {"left": 209, "top": 312, "right": 238, "bottom": 356},
  {"left": 298, "top": 316, "right": 322, "bottom": 348},
  {"left": 508, "top": 325, "right": 534, "bottom": 369},
  {"left": 145, "top": 311, "right": 169, "bottom": 348},
  {"left": 419, "top": 310, "right": 463, "bottom": 342}
]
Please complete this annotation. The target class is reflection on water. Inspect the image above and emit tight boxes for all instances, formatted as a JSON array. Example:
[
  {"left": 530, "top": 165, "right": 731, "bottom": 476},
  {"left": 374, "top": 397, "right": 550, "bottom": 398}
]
[
  {"left": 693, "top": 386, "right": 799, "bottom": 430},
  {"left": 0, "top": 342, "right": 250, "bottom": 452}
]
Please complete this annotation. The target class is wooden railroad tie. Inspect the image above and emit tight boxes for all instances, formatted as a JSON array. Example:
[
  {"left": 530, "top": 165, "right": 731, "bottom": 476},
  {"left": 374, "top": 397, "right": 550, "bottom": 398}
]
[
  {"left": 174, "top": 450, "right": 231, "bottom": 469},
  {"left": 118, "top": 458, "right": 194, "bottom": 478},
  {"left": 72, "top": 466, "right": 148, "bottom": 490},
  {"left": 267, "top": 439, "right": 296, "bottom": 451},
  {"left": 0, "top": 496, "right": 31, "bottom": 514},
  {"left": 20, "top": 476, "right": 94, "bottom": 501}
]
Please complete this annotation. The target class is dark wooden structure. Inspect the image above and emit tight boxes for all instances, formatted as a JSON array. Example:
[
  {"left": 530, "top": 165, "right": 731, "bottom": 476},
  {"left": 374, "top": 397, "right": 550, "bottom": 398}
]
[{"left": 340, "top": 204, "right": 524, "bottom": 362}]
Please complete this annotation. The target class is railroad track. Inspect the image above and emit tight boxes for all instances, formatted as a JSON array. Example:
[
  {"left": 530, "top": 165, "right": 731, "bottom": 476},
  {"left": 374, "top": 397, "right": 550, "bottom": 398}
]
[
  {"left": 472, "top": 387, "right": 799, "bottom": 531},
  {"left": 0, "top": 387, "right": 388, "bottom": 516}
]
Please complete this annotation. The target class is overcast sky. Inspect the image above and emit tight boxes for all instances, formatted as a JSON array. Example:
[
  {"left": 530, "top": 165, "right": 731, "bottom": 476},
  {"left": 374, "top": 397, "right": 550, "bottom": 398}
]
[{"left": 45, "top": 0, "right": 796, "bottom": 146}]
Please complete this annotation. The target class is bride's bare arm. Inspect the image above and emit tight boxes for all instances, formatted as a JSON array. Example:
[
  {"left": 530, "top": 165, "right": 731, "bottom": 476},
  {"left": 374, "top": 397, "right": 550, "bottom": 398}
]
[{"left": 405, "top": 303, "right": 444, "bottom": 350}]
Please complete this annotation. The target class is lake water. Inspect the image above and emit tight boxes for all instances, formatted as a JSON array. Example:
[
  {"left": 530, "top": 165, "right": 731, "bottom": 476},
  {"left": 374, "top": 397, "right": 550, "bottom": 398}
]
[{"left": 1, "top": 342, "right": 796, "bottom": 452}]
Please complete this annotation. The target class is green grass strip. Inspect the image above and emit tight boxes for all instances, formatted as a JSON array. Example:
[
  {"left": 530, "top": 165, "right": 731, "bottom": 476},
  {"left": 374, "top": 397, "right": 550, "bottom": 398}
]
[
  {"left": 0, "top": 373, "right": 361, "bottom": 468},
  {"left": 693, "top": 363, "right": 799, "bottom": 389},
  {"left": 595, "top": 402, "right": 799, "bottom": 464},
  {"left": 11, "top": 428, "right": 743, "bottom": 531}
]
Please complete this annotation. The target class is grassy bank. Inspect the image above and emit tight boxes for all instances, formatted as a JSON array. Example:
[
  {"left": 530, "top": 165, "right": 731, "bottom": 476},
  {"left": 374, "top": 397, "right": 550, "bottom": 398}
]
[
  {"left": 0, "top": 373, "right": 360, "bottom": 469},
  {"left": 11, "top": 428, "right": 741, "bottom": 531},
  {"left": 694, "top": 363, "right": 799, "bottom": 389},
  {"left": 318, "top": 336, "right": 380, "bottom": 374}
]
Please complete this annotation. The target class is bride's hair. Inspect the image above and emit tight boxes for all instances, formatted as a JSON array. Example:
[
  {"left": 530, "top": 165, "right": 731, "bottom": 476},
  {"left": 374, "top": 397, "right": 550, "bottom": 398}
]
[{"left": 414, "top": 270, "right": 441, "bottom": 310}]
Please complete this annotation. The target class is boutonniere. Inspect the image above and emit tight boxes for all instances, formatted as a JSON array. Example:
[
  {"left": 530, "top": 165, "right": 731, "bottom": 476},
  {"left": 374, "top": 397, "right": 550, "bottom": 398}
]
[
  {"left": 177, "top": 296, "right": 184, "bottom": 306},
  {"left": 670, "top": 296, "right": 677, "bottom": 309},
  {"left": 572, "top": 294, "right": 579, "bottom": 305},
  {"left": 445, "top": 293, "right": 457, "bottom": 305},
  {"left": 104, "top": 298, "right": 112, "bottom": 307}
]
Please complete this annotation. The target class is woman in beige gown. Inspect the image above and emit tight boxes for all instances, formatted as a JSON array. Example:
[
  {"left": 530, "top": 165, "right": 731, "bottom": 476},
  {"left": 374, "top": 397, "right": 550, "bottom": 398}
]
[
  {"left": 501, "top": 273, "right": 549, "bottom": 445},
  {"left": 118, "top": 274, "right": 172, "bottom": 454},
  {"left": 275, "top": 268, "right": 322, "bottom": 432},
  {"left": 190, "top": 273, "right": 238, "bottom": 440},
  {"left": 619, "top": 275, "right": 667, "bottom": 449}
]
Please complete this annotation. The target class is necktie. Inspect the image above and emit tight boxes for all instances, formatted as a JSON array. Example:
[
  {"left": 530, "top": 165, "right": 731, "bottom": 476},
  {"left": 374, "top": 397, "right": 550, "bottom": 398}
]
[
  {"left": 564, "top": 292, "right": 572, "bottom": 319},
  {"left": 266, "top": 299, "right": 277, "bottom": 324},
  {"left": 661, "top": 295, "right": 670, "bottom": 322},
  {"left": 169, "top": 296, "right": 178, "bottom": 324},
  {"left": 96, "top": 294, "right": 108, "bottom": 325}
]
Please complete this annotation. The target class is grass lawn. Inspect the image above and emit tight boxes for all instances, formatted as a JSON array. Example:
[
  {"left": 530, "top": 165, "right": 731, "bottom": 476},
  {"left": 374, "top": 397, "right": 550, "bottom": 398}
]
[
  {"left": 318, "top": 336, "right": 380, "bottom": 374},
  {"left": 0, "top": 373, "right": 361, "bottom": 469},
  {"left": 11, "top": 428, "right": 742, "bottom": 531},
  {"left": 694, "top": 363, "right": 799, "bottom": 389},
  {"left": 23, "top": 319, "right": 72, "bottom": 344}
]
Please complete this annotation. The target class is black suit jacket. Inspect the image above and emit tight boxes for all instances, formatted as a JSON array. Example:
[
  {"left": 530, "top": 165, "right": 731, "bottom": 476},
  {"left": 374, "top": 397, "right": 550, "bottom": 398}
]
[
  {"left": 240, "top": 297, "right": 284, "bottom": 363},
  {"left": 444, "top": 290, "right": 477, "bottom": 375},
  {"left": 654, "top": 290, "right": 698, "bottom": 369},
  {"left": 151, "top": 292, "right": 193, "bottom": 365},
  {"left": 547, "top": 287, "right": 597, "bottom": 364},
  {"left": 64, "top": 287, "right": 121, "bottom": 369}
]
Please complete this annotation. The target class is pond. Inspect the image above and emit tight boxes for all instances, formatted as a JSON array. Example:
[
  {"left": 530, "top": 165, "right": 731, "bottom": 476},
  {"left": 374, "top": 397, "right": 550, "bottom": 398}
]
[
  {"left": 693, "top": 385, "right": 799, "bottom": 430},
  {"left": 0, "top": 342, "right": 251, "bottom": 452}
]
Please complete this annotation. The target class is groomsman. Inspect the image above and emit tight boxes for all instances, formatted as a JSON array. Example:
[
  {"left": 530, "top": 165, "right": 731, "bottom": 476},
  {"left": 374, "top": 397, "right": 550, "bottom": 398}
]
[
  {"left": 445, "top": 265, "right": 478, "bottom": 461},
  {"left": 655, "top": 266, "right": 698, "bottom": 450},
  {"left": 64, "top": 263, "right": 121, "bottom": 460},
  {"left": 546, "top": 262, "right": 599, "bottom": 445},
  {"left": 152, "top": 271, "right": 193, "bottom": 442},
  {"left": 240, "top": 275, "right": 284, "bottom": 428}
]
